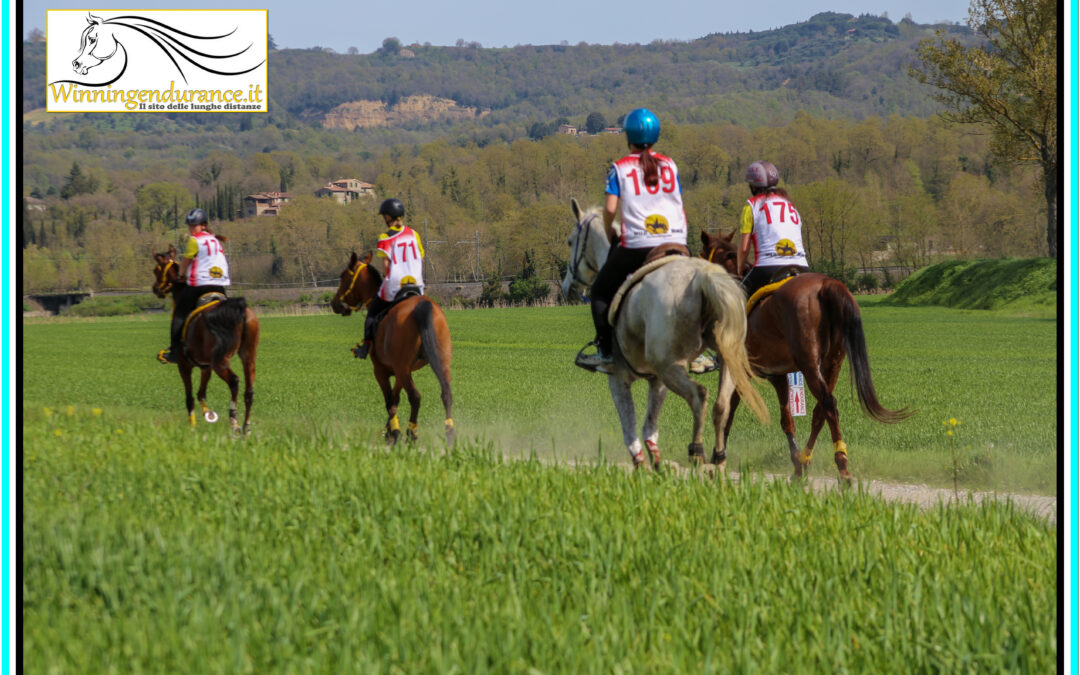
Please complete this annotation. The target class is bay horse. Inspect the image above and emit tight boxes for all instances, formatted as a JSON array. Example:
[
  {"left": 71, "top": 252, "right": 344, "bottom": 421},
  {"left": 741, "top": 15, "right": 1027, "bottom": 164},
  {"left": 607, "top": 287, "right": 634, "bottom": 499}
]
[
  {"left": 152, "top": 244, "right": 260, "bottom": 434},
  {"left": 330, "top": 251, "right": 455, "bottom": 446},
  {"left": 561, "top": 199, "right": 768, "bottom": 470},
  {"left": 699, "top": 229, "right": 912, "bottom": 480}
]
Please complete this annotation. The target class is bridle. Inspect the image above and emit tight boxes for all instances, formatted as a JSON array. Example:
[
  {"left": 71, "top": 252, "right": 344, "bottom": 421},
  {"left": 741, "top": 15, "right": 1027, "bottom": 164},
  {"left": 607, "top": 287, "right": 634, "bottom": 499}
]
[
  {"left": 568, "top": 213, "right": 601, "bottom": 291},
  {"left": 155, "top": 259, "right": 177, "bottom": 295},
  {"left": 335, "top": 261, "right": 372, "bottom": 312}
]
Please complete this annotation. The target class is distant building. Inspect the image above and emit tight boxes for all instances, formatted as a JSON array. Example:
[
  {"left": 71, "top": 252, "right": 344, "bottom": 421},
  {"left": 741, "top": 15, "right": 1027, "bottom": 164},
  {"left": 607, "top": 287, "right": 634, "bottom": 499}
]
[
  {"left": 602, "top": 127, "right": 622, "bottom": 134},
  {"left": 557, "top": 124, "right": 579, "bottom": 135},
  {"left": 244, "top": 191, "right": 292, "bottom": 217},
  {"left": 314, "top": 178, "right": 375, "bottom": 205},
  {"left": 24, "top": 196, "right": 48, "bottom": 212}
]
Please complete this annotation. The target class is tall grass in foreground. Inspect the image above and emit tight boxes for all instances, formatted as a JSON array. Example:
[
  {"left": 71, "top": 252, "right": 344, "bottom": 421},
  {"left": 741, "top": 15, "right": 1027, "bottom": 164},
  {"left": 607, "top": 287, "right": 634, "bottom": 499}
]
[{"left": 23, "top": 411, "right": 1056, "bottom": 672}]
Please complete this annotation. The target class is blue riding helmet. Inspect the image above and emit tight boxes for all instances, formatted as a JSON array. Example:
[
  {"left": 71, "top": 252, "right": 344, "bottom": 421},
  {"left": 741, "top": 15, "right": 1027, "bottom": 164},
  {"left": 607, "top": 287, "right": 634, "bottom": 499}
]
[{"left": 623, "top": 108, "right": 660, "bottom": 146}]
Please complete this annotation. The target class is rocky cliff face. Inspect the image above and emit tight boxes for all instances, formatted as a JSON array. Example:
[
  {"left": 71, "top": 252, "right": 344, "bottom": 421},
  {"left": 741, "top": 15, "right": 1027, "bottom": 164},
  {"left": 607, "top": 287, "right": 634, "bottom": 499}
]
[{"left": 321, "top": 95, "right": 487, "bottom": 130}]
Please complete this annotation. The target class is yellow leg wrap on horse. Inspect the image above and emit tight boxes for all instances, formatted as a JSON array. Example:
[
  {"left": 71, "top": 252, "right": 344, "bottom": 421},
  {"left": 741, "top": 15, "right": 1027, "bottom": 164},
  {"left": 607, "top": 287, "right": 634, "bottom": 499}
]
[
  {"left": 834, "top": 440, "right": 848, "bottom": 456},
  {"left": 445, "top": 418, "right": 454, "bottom": 429},
  {"left": 408, "top": 421, "right": 419, "bottom": 433},
  {"left": 389, "top": 415, "right": 400, "bottom": 432},
  {"left": 188, "top": 413, "right": 197, "bottom": 427},
  {"left": 799, "top": 446, "right": 814, "bottom": 466}
]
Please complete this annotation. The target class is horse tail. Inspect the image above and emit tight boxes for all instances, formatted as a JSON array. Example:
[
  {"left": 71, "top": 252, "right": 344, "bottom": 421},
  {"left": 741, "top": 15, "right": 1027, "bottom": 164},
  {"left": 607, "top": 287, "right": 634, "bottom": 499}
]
[
  {"left": 204, "top": 297, "right": 248, "bottom": 366},
  {"left": 413, "top": 298, "right": 453, "bottom": 407},
  {"left": 820, "top": 281, "right": 914, "bottom": 423},
  {"left": 697, "top": 265, "right": 770, "bottom": 425}
]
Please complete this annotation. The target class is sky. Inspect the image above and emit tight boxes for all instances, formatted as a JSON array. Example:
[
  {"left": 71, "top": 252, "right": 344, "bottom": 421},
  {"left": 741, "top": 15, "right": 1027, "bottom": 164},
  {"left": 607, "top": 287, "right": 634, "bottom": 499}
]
[{"left": 22, "top": 0, "right": 975, "bottom": 54}]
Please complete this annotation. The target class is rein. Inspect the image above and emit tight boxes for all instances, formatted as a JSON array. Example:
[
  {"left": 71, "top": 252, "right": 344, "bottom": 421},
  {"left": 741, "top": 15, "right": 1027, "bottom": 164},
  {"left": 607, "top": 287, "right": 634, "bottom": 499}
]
[
  {"left": 336, "top": 262, "right": 372, "bottom": 312},
  {"left": 156, "top": 260, "right": 177, "bottom": 295},
  {"left": 569, "top": 214, "right": 601, "bottom": 290}
]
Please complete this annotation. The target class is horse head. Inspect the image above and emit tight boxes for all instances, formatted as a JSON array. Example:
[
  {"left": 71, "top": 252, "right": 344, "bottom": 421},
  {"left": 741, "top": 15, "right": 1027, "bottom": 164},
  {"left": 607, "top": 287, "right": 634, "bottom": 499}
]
[
  {"left": 560, "top": 198, "right": 611, "bottom": 301},
  {"left": 699, "top": 229, "right": 747, "bottom": 278},
  {"left": 152, "top": 244, "right": 179, "bottom": 298},
  {"left": 331, "top": 251, "right": 379, "bottom": 316},
  {"left": 72, "top": 14, "right": 119, "bottom": 75}
]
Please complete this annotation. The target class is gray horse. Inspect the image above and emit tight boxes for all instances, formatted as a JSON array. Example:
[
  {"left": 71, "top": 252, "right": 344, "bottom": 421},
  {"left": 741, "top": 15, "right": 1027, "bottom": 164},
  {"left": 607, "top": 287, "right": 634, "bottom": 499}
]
[{"left": 561, "top": 199, "right": 768, "bottom": 469}]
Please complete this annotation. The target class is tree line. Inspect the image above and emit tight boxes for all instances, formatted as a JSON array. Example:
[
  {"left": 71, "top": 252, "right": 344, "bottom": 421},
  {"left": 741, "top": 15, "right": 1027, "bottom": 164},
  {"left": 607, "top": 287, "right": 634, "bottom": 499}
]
[{"left": 22, "top": 111, "right": 1045, "bottom": 294}]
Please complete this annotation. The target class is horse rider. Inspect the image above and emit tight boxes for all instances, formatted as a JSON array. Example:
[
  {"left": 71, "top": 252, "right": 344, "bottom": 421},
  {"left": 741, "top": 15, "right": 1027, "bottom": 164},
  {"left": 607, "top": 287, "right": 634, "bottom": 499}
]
[
  {"left": 157, "top": 208, "right": 230, "bottom": 364},
  {"left": 353, "top": 197, "right": 426, "bottom": 359},
  {"left": 736, "top": 160, "right": 809, "bottom": 298},
  {"left": 575, "top": 107, "right": 688, "bottom": 374}
]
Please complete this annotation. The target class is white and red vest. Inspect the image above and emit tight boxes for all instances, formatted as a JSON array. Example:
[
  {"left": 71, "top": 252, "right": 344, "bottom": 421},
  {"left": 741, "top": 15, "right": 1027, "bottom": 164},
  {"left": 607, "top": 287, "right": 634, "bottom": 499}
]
[
  {"left": 184, "top": 230, "right": 230, "bottom": 287},
  {"left": 747, "top": 193, "right": 807, "bottom": 268},
  {"left": 607, "top": 152, "right": 687, "bottom": 249},
  {"left": 376, "top": 225, "right": 425, "bottom": 301}
]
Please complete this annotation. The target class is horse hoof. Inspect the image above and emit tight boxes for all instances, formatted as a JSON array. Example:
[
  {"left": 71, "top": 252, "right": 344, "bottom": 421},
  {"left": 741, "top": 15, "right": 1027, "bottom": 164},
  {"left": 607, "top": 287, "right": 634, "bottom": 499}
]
[
  {"left": 386, "top": 430, "right": 401, "bottom": 446},
  {"left": 709, "top": 450, "right": 726, "bottom": 465}
]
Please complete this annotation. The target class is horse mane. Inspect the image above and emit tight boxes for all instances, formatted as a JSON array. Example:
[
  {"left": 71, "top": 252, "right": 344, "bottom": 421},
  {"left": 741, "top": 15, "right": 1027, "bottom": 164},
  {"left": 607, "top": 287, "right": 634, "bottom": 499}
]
[{"left": 582, "top": 206, "right": 617, "bottom": 243}]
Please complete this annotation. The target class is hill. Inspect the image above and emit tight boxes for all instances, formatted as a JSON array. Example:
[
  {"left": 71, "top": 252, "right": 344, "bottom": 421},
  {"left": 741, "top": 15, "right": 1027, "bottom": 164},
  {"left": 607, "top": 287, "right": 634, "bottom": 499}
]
[
  {"left": 22, "top": 12, "right": 974, "bottom": 138},
  {"left": 883, "top": 259, "right": 1058, "bottom": 314}
]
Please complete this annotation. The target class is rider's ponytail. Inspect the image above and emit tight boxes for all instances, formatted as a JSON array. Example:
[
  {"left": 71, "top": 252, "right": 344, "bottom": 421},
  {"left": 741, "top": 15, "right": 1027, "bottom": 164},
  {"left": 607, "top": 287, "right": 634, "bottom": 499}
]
[{"left": 639, "top": 147, "right": 660, "bottom": 189}]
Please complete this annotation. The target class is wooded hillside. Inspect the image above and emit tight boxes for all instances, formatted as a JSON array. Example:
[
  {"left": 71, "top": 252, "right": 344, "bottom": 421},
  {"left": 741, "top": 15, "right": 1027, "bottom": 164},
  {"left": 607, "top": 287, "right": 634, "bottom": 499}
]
[{"left": 24, "top": 12, "right": 1042, "bottom": 297}]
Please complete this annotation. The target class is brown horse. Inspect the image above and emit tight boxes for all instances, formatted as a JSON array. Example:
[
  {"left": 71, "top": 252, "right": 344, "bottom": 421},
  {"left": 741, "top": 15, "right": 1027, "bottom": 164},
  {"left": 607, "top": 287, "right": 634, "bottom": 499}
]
[
  {"left": 699, "top": 230, "right": 912, "bottom": 480},
  {"left": 330, "top": 251, "right": 455, "bottom": 445},
  {"left": 152, "top": 245, "right": 260, "bottom": 434}
]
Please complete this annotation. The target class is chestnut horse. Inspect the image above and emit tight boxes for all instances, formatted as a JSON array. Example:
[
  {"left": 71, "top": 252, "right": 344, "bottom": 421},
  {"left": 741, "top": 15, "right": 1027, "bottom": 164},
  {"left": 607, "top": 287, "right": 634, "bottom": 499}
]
[
  {"left": 330, "top": 251, "right": 455, "bottom": 445},
  {"left": 699, "top": 230, "right": 912, "bottom": 480},
  {"left": 152, "top": 245, "right": 260, "bottom": 434}
]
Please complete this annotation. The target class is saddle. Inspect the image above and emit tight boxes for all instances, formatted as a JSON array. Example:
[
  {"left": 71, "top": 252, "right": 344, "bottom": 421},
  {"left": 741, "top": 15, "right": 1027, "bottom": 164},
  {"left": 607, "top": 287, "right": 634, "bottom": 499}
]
[
  {"left": 607, "top": 246, "right": 689, "bottom": 325},
  {"left": 745, "top": 267, "right": 802, "bottom": 315},
  {"left": 181, "top": 290, "right": 228, "bottom": 340},
  {"left": 371, "top": 284, "right": 424, "bottom": 326}
]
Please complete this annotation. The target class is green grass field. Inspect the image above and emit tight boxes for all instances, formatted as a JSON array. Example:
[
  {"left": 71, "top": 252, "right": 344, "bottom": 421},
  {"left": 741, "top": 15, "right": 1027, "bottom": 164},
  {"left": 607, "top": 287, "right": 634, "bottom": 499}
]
[
  {"left": 24, "top": 302, "right": 1056, "bottom": 493},
  {"left": 22, "top": 303, "right": 1058, "bottom": 671}
]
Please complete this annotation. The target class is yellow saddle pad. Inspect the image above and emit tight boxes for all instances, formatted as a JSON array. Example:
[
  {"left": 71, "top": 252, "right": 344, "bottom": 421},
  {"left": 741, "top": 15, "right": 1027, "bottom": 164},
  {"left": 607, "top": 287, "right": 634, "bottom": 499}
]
[{"left": 745, "top": 276, "right": 794, "bottom": 315}]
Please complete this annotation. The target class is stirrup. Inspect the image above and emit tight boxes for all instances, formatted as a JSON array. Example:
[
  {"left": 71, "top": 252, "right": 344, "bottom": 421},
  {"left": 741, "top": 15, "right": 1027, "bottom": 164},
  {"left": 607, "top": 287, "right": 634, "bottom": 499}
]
[
  {"left": 689, "top": 351, "right": 718, "bottom": 374},
  {"left": 574, "top": 342, "right": 614, "bottom": 374},
  {"left": 157, "top": 348, "right": 178, "bottom": 364},
  {"left": 351, "top": 342, "right": 370, "bottom": 359}
]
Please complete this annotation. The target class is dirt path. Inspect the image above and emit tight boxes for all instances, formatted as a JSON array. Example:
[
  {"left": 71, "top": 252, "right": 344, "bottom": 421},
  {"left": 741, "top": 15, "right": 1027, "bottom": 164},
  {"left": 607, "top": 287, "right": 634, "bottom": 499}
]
[
  {"left": 700, "top": 465, "right": 1055, "bottom": 525},
  {"left": 600, "top": 460, "right": 1058, "bottom": 525}
]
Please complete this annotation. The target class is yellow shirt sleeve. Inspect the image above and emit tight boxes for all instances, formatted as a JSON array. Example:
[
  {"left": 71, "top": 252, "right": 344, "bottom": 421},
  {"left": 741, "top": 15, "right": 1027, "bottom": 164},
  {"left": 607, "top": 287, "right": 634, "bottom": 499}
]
[
  {"left": 413, "top": 230, "right": 424, "bottom": 258},
  {"left": 184, "top": 236, "right": 199, "bottom": 259},
  {"left": 739, "top": 205, "right": 754, "bottom": 235}
]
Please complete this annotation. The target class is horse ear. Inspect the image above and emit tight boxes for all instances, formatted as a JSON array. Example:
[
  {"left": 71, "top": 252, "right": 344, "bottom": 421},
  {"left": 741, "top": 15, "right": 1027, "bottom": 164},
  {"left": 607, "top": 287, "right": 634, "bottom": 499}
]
[
  {"left": 168, "top": 243, "right": 176, "bottom": 258},
  {"left": 571, "top": 198, "right": 581, "bottom": 222},
  {"left": 349, "top": 251, "right": 358, "bottom": 267},
  {"left": 360, "top": 250, "right": 373, "bottom": 264},
  {"left": 726, "top": 229, "right": 737, "bottom": 242},
  {"left": 699, "top": 229, "right": 711, "bottom": 246},
  {"left": 87, "top": 13, "right": 102, "bottom": 24}
]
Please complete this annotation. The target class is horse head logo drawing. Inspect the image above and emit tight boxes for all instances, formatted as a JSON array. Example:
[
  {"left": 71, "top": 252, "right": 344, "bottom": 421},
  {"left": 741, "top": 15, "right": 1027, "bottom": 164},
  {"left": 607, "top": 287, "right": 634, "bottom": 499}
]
[
  {"left": 72, "top": 14, "right": 119, "bottom": 75},
  {"left": 55, "top": 12, "right": 265, "bottom": 87}
]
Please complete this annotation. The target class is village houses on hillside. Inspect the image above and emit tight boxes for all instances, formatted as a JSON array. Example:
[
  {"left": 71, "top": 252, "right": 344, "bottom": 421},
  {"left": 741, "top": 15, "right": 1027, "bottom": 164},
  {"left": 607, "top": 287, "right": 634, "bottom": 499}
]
[
  {"left": 243, "top": 191, "right": 293, "bottom": 217},
  {"left": 314, "top": 178, "right": 376, "bottom": 204}
]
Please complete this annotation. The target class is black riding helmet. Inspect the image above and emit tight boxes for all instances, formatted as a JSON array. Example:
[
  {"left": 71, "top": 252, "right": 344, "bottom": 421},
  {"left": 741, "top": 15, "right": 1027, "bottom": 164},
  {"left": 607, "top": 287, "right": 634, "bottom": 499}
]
[
  {"left": 185, "top": 208, "right": 208, "bottom": 226},
  {"left": 378, "top": 198, "right": 405, "bottom": 219}
]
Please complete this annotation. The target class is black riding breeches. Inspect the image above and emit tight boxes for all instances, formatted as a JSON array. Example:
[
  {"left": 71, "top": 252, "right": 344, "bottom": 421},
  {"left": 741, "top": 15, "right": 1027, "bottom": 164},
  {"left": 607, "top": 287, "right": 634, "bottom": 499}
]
[
  {"left": 739, "top": 265, "right": 807, "bottom": 299},
  {"left": 589, "top": 245, "right": 652, "bottom": 354},
  {"left": 363, "top": 297, "right": 392, "bottom": 344}
]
